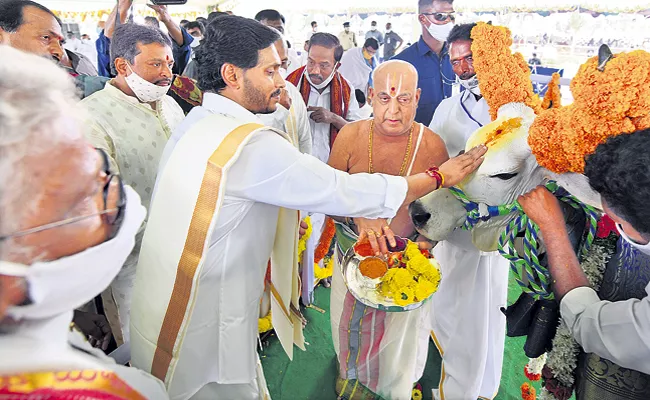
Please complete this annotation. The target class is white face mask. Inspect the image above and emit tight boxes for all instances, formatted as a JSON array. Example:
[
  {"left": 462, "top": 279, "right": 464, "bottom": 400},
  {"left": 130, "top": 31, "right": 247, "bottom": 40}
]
[
  {"left": 425, "top": 18, "right": 454, "bottom": 42},
  {"left": 386, "top": 29, "right": 392, "bottom": 33},
  {"left": 459, "top": 75, "right": 481, "bottom": 96},
  {"left": 304, "top": 65, "right": 337, "bottom": 90},
  {"left": 125, "top": 64, "right": 171, "bottom": 103},
  {"left": 371, "top": 27, "right": 377, "bottom": 31},
  {"left": 617, "top": 223, "right": 650, "bottom": 256},
  {"left": 0, "top": 186, "right": 146, "bottom": 321},
  {"left": 190, "top": 37, "right": 201, "bottom": 48}
]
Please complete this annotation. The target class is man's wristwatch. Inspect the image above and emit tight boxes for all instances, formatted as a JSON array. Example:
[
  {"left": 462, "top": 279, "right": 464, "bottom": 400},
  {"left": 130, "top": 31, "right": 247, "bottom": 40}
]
[{"left": 425, "top": 166, "right": 445, "bottom": 189}]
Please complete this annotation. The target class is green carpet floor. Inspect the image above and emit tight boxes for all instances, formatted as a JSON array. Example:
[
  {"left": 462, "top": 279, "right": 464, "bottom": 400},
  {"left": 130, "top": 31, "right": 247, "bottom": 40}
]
[{"left": 260, "top": 274, "right": 546, "bottom": 400}]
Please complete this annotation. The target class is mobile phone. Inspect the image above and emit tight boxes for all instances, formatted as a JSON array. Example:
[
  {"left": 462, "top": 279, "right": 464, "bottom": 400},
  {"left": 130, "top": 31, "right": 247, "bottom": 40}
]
[{"left": 150, "top": 0, "right": 188, "bottom": 5}]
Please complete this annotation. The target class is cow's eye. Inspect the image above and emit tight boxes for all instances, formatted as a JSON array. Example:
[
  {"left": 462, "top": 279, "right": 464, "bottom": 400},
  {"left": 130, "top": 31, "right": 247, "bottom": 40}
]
[{"left": 491, "top": 172, "right": 518, "bottom": 180}]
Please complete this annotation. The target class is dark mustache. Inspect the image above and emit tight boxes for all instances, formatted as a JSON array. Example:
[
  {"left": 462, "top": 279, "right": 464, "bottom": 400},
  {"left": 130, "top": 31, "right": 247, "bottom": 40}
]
[
  {"left": 155, "top": 79, "right": 172, "bottom": 86},
  {"left": 309, "top": 74, "right": 323, "bottom": 81}
]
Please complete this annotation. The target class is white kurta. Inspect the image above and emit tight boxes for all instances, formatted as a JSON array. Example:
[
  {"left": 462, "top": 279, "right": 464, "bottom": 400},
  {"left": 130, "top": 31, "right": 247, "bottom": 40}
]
[
  {"left": 430, "top": 90, "right": 490, "bottom": 157},
  {"left": 338, "top": 48, "right": 374, "bottom": 96},
  {"left": 134, "top": 93, "right": 409, "bottom": 400},
  {"left": 306, "top": 77, "right": 362, "bottom": 163},
  {"left": 0, "top": 311, "right": 168, "bottom": 399},
  {"left": 256, "top": 81, "right": 312, "bottom": 155},
  {"left": 428, "top": 92, "right": 510, "bottom": 400}
]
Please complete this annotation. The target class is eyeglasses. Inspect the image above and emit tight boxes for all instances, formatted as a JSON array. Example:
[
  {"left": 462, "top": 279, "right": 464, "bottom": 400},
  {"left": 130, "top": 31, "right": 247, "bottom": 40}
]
[
  {"left": 422, "top": 12, "right": 456, "bottom": 23},
  {"left": 0, "top": 148, "right": 126, "bottom": 242}
]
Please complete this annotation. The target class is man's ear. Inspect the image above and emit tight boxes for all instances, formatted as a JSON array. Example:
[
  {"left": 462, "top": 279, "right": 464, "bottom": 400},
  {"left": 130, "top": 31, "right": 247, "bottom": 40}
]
[
  {"left": 415, "top": 88, "right": 422, "bottom": 104},
  {"left": 114, "top": 57, "right": 130, "bottom": 76},
  {"left": 221, "top": 63, "right": 241, "bottom": 90}
]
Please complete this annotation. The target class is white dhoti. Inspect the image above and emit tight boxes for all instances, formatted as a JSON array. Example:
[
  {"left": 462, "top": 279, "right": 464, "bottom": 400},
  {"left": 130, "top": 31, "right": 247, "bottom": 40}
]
[
  {"left": 430, "top": 230, "right": 509, "bottom": 400},
  {"left": 330, "top": 224, "right": 430, "bottom": 400}
]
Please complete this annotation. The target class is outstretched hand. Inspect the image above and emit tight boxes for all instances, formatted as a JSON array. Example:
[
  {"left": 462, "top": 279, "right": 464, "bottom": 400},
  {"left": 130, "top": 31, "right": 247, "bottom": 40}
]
[
  {"left": 146, "top": 4, "right": 171, "bottom": 22},
  {"left": 438, "top": 144, "right": 487, "bottom": 187},
  {"left": 355, "top": 218, "right": 396, "bottom": 256}
]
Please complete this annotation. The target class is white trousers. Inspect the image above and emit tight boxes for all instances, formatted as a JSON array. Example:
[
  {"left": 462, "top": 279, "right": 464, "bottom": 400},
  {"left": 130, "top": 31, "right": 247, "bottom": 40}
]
[{"left": 430, "top": 235, "right": 509, "bottom": 400}]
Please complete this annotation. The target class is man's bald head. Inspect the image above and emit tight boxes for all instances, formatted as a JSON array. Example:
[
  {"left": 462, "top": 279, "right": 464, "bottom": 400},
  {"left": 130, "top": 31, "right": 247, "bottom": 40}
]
[
  {"left": 372, "top": 60, "right": 418, "bottom": 94},
  {"left": 370, "top": 60, "right": 421, "bottom": 137}
]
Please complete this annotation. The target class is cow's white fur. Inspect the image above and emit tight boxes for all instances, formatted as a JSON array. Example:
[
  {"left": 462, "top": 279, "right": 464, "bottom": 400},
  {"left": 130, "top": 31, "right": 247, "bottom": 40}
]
[{"left": 412, "top": 103, "right": 602, "bottom": 252}]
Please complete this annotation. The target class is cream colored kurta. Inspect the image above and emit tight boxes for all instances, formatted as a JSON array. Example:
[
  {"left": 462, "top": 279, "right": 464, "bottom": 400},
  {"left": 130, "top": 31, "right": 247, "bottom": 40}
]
[
  {"left": 132, "top": 93, "right": 409, "bottom": 400},
  {"left": 81, "top": 82, "right": 185, "bottom": 342}
]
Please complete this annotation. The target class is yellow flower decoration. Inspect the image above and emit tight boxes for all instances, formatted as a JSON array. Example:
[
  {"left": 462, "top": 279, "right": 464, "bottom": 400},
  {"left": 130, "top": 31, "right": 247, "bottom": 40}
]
[
  {"left": 314, "top": 257, "right": 334, "bottom": 280},
  {"left": 297, "top": 216, "right": 313, "bottom": 263},
  {"left": 412, "top": 388, "right": 423, "bottom": 400},
  {"left": 258, "top": 312, "right": 273, "bottom": 334},
  {"left": 393, "top": 286, "right": 415, "bottom": 306},
  {"left": 415, "top": 279, "right": 437, "bottom": 301}
]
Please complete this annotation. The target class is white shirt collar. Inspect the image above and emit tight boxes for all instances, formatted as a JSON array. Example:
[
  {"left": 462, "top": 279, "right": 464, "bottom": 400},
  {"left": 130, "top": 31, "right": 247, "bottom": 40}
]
[{"left": 202, "top": 92, "right": 261, "bottom": 124}]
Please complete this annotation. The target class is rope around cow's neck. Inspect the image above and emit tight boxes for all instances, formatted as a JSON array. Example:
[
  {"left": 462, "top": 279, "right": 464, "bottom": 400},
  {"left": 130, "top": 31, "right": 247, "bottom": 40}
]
[{"left": 449, "top": 181, "right": 599, "bottom": 300}]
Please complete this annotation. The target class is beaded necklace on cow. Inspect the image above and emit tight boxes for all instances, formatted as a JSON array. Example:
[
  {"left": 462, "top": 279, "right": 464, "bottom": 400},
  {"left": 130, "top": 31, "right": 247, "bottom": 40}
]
[
  {"left": 449, "top": 181, "right": 599, "bottom": 300},
  {"left": 368, "top": 120, "right": 413, "bottom": 176}
]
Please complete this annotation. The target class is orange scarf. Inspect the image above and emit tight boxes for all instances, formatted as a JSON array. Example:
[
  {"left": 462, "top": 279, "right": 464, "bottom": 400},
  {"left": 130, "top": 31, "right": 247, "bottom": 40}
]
[{"left": 286, "top": 66, "right": 351, "bottom": 149}]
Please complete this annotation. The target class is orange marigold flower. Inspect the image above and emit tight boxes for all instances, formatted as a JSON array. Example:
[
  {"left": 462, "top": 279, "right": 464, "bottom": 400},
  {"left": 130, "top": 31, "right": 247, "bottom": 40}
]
[
  {"left": 529, "top": 50, "right": 650, "bottom": 173},
  {"left": 521, "top": 382, "right": 536, "bottom": 400},
  {"left": 541, "top": 73, "right": 561, "bottom": 110},
  {"left": 471, "top": 22, "right": 540, "bottom": 120}
]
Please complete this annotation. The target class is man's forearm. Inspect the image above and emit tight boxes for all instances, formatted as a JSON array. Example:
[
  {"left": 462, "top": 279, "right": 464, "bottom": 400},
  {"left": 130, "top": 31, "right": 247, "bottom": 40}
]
[
  {"left": 105, "top": 2, "right": 130, "bottom": 39},
  {"left": 403, "top": 174, "right": 440, "bottom": 206},
  {"left": 540, "top": 224, "right": 590, "bottom": 300},
  {"left": 331, "top": 114, "right": 348, "bottom": 131},
  {"left": 162, "top": 18, "right": 184, "bottom": 46}
]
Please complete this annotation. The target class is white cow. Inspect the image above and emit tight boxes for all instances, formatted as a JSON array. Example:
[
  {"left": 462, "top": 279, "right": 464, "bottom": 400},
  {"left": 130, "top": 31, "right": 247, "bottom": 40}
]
[{"left": 409, "top": 102, "right": 602, "bottom": 251}]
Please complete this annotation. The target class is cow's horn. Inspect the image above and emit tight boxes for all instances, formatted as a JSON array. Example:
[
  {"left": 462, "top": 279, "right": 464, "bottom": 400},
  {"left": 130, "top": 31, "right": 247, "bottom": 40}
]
[{"left": 597, "top": 44, "right": 613, "bottom": 72}]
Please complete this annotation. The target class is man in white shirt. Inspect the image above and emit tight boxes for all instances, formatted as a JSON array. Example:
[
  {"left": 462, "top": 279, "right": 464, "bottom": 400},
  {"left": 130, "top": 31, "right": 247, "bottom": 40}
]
[
  {"left": 427, "top": 23, "right": 510, "bottom": 400},
  {"left": 286, "top": 32, "right": 363, "bottom": 293},
  {"left": 131, "top": 15, "right": 486, "bottom": 400},
  {"left": 81, "top": 23, "right": 186, "bottom": 345},
  {"left": 0, "top": 45, "right": 167, "bottom": 400},
  {"left": 519, "top": 129, "right": 650, "bottom": 396}
]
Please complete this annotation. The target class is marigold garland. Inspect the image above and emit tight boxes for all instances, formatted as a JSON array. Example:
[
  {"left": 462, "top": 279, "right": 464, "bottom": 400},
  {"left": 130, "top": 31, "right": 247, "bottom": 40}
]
[
  {"left": 258, "top": 311, "right": 273, "bottom": 334},
  {"left": 314, "top": 257, "right": 334, "bottom": 280},
  {"left": 297, "top": 216, "right": 313, "bottom": 263},
  {"left": 521, "top": 382, "right": 537, "bottom": 400},
  {"left": 541, "top": 73, "right": 562, "bottom": 110},
  {"left": 529, "top": 50, "right": 650, "bottom": 173},
  {"left": 315, "top": 217, "right": 336, "bottom": 264},
  {"left": 471, "top": 22, "right": 540, "bottom": 120}
]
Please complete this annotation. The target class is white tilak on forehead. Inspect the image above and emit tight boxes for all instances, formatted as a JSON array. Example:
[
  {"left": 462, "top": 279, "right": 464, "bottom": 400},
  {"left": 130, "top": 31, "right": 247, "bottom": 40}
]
[{"left": 386, "top": 74, "right": 404, "bottom": 98}]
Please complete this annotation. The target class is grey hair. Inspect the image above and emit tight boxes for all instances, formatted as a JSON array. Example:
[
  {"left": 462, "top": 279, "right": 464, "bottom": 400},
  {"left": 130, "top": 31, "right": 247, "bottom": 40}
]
[
  {"left": 110, "top": 23, "right": 172, "bottom": 76},
  {"left": 0, "top": 46, "right": 82, "bottom": 260}
]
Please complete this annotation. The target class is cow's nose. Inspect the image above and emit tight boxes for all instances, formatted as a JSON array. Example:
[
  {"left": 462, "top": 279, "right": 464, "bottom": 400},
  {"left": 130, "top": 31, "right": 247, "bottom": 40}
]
[{"left": 409, "top": 201, "right": 431, "bottom": 228}]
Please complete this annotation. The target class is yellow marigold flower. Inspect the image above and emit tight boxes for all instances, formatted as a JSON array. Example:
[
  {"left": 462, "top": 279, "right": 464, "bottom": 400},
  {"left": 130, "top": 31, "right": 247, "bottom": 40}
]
[
  {"left": 404, "top": 241, "right": 421, "bottom": 260},
  {"left": 412, "top": 388, "right": 423, "bottom": 400},
  {"left": 393, "top": 286, "right": 415, "bottom": 306},
  {"left": 415, "top": 279, "right": 437, "bottom": 301}
]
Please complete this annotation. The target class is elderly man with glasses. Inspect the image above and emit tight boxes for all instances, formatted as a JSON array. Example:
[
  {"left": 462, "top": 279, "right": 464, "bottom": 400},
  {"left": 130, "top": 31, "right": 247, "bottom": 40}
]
[
  {"left": 0, "top": 46, "right": 168, "bottom": 399},
  {"left": 392, "top": 0, "right": 456, "bottom": 126}
]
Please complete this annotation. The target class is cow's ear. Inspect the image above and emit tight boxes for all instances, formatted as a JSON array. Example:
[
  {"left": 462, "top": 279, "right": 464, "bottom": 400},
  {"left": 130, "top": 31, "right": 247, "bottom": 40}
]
[{"left": 546, "top": 172, "right": 603, "bottom": 211}]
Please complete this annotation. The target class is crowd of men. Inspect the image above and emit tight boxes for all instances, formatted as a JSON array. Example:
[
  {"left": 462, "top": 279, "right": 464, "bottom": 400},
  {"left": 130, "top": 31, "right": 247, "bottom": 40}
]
[{"left": 1, "top": 0, "right": 650, "bottom": 399}]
